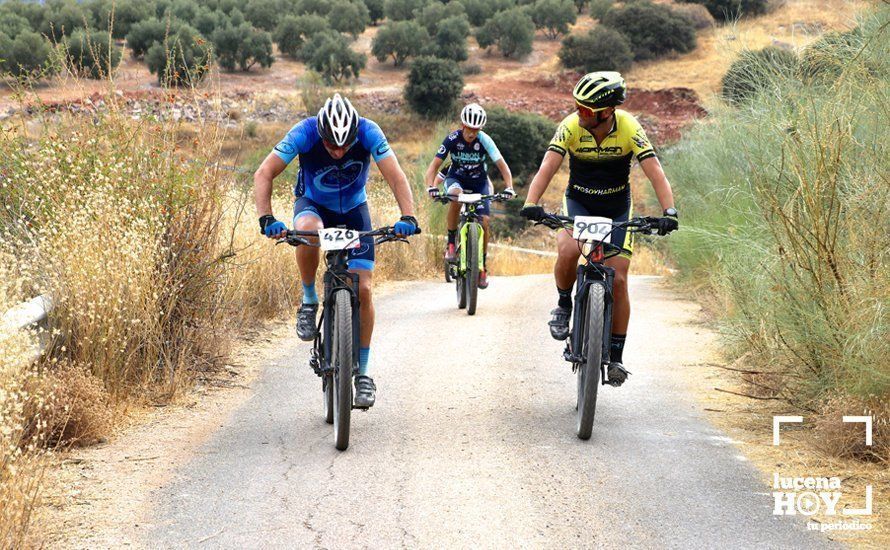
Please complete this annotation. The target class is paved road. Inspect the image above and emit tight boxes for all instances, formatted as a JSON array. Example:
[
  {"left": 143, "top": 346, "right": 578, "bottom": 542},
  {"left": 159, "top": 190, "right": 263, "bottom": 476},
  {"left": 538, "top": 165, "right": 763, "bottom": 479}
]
[{"left": 147, "top": 276, "right": 833, "bottom": 549}]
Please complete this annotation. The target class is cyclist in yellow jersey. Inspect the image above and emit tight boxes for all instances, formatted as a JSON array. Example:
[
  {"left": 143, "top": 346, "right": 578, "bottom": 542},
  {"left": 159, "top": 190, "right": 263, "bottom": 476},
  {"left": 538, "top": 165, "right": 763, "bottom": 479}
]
[{"left": 521, "top": 72, "right": 678, "bottom": 386}]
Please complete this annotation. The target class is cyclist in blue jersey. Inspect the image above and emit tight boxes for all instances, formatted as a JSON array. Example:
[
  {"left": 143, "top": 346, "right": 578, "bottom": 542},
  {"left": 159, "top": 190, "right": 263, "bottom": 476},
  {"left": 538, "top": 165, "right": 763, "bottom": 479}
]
[
  {"left": 424, "top": 103, "right": 515, "bottom": 289},
  {"left": 253, "top": 94, "right": 418, "bottom": 407}
]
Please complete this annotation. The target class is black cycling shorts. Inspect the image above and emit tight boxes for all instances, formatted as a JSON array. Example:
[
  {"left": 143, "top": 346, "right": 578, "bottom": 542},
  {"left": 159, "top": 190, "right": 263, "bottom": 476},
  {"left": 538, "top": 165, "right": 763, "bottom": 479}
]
[{"left": 562, "top": 196, "right": 633, "bottom": 259}]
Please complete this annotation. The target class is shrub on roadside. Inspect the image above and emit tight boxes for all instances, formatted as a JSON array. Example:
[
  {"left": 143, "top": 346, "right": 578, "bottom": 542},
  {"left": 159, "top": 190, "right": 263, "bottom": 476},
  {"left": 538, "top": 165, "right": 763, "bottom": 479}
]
[
  {"left": 404, "top": 56, "right": 464, "bottom": 118},
  {"left": 602, "top": 2, "right": 696, "bottom": 61},
  {"left": 531, "top": 0, "right": 576, "bottom": 39},
  {"left": 798, "top": 28, "right": 875, "bottom": 82},
  {"left": 559, "top": 26, "right": 633, "bottom": 72},
  {"left": 721, "top": 46, "right": 798, "bottom": 104},
  {"left": 663, "top": 9, "right": 889, "bottom": 459}
]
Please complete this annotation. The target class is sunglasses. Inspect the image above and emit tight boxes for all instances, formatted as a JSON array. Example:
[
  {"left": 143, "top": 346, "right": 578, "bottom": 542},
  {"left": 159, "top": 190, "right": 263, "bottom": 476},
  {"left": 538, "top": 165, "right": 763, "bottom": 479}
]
[{"left": 576, "top": 103, "right": 610, "bottom": 117}]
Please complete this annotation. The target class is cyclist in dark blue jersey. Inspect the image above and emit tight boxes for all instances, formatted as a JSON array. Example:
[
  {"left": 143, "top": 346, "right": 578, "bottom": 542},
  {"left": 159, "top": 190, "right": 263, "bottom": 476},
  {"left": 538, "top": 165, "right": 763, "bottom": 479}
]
[
  {"left": 253, "top": 94, "right": 418, "bottom": 407},
  {"left": 424, "top": 103, "right": 515, "bottom": 289}
]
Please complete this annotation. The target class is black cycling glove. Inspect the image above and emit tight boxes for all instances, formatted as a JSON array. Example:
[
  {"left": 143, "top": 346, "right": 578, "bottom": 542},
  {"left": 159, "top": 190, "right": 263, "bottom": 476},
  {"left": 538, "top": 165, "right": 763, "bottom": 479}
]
[
  {"left": 520, "top": 203, "right": 545, "bottom": 221},
  {"left": 656, "top": 211, "right": 679, "bottom": 236}
]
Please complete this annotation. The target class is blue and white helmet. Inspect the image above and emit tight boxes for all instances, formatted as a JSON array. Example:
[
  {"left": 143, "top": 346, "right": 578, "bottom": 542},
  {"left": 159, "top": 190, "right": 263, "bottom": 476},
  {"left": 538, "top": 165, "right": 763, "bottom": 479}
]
[
  {"left": 460, "top": 103, "right": 487, "bottom": 129},
  {"left": 317, "top": 93, "right": 359, "bottom": 147}
]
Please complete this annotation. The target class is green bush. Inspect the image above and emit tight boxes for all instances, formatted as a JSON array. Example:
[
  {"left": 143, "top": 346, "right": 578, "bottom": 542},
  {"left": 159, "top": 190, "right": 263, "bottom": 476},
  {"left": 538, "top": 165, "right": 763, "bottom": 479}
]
[
  {"left": 531, "top": 0, "right": 576, "bottom": 39},
  {"left": 672, "top": 2, "right": 716, "bottom": 29},
  {"left": 303, "top": 31, "right": 366, "bottom": 83},
  {"left": 404, "top": 56, "right": 464, "bottom": 118},
  {"left": 573, "top": 0, "right": 588, "bottom": 14},
  {"left": 425, "top": 15, "right": 471, "bottom": 61},
  {"left": 0, "top": 31, "right": 55, "bottom": 78},
  {"left": 42, "top": 0, "right": 90, "bottom": 41},
  {"left": 588, "top": 0, "right": 613, "bottom": 20},
  {"left": 0, "top": 12, "right": 32, "bottom": 39},
  {"left": 602, "top": 2, "right": 696, "bottom": 61},
  {"left": 126, "top": 17, "right": 170, "bottom": 59},
  {"left": 327, "top": 0, "right": 370, "bottom": 38},
  {"left": 165, "top": 0, "right": 201, "bottom": 23},
  {"left": 372, "top": 21, "right": 429, "bottom": 66},
  {"left": 212, "top": 22, "right": 274, "bottom": 72},
  {"left": 483, "top": 106, "right": 555, "bottom": 183},
  {"left": 85, "top": 0, "right": 153, "bottom": 39},
  {"left": 678, "top": 0, "right": 769, "bottom": 21},
  {"left": 384, "top": 0, "right": 429, "bottom": 21},
  {"left": 192, "top": 8, "right": 227, "bottom": 36},
  {"left": 458, "top": 0, "right": 515, "bottom": 27},
  {"left": 559, "top": 26, "right": 633, "bottom": 72},
  {"left": 145, "top": 23, "right": 212, "bottom": 86},
  {"left": 365, "top": 0, "right": 386, "bottom": 24},
  {"left": 274, "top": 14, "right": 330, "bottom": 59},
  {"left": 417, "top": 1, "right": 466, "bottom": 35},
  {"left": 798, "top": 28, "right": 868, "bottom": 82},
  {"left": 476, "top": 7, "right": 535, "bottom": 58},
  {"left": 298, "top": 0, "right": 332, "bottom": 16},
  {"left": 721, "top": 46, "right": 798, "bottom": 104},
  {"left": 2, "top": 1, "right": 46, "bottom": 31},
  {"left": 65, "top": 30, "right": 122, "bottom": 79},
  {"left": 244, "top": 0, "right": 281, "bottom": 31}
]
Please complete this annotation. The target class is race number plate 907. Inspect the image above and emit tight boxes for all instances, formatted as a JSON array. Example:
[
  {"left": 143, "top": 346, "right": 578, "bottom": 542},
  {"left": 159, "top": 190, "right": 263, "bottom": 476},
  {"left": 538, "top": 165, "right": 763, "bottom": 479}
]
[
  {"left": 318, "top": 228, "right": 361, "bottom": 251},
  {"left": 572, "top": 216, "right": 613, "bottom": 242}
]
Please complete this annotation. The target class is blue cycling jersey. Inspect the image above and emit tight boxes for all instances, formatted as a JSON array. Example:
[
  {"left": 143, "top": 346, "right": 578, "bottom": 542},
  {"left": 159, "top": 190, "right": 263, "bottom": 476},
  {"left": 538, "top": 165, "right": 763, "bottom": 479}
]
[
  {"left": 435, "top": 129, "right": 502, "bottom": 183},
  {"left": 273, "top": 117, "right": 394, "bottom": 213}
]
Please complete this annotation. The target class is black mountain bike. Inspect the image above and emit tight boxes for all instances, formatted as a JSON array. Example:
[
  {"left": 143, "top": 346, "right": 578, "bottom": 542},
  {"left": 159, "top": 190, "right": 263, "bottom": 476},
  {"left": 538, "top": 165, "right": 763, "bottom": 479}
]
[
  {"left": 431, "top": 192, "right": 512, "bottom": 315},
  {"left": 535, "top": 212, "right": 662, "bottom": 440},
  {"left": 280, "top": 225, "right": 420, "bottom": 451}
]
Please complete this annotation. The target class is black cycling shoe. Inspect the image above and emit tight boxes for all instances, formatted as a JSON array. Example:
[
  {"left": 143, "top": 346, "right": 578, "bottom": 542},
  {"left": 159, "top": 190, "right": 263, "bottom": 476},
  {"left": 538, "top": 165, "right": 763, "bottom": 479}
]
[
  {"left": 296, "top": 303, "right": 319, "bottom": 341},
  {"left": 548, "top": 307, "right": 571, "bottom": 341},
  {"left": 354, "top": 375, "right": 376, "bottom": 408},
  {"left": 607, "top": 361, "right": 631, "bottom": 387}
]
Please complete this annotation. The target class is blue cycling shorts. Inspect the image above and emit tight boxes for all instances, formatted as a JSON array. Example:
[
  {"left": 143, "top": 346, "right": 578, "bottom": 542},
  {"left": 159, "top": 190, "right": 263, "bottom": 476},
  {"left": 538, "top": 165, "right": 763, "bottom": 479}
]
[
  {"left": 293, "top": 197, "right": 375, "bottom": 271},
  {"left": 444, "top": 176, "right": 492, "bottom": 216}
]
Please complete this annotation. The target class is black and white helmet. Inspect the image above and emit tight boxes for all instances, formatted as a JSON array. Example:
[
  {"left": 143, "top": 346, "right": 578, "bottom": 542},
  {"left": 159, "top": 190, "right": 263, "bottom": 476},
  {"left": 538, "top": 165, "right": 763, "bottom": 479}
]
[
  {"left": 460, "top": 103, "right": 487, "bottom": 129},
  {"left": 317, "top": 93, "right": 359, "bottom": 147}
]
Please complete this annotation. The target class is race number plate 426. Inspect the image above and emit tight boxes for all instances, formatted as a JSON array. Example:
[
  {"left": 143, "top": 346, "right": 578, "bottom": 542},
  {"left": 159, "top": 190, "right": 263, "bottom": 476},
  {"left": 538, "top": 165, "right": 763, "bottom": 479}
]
[
  {"left": 572, "top": 216, "right": 613, "bottom": 242},
  {"left": 318, "top": 228, "right": 361, "bottom": 250}
]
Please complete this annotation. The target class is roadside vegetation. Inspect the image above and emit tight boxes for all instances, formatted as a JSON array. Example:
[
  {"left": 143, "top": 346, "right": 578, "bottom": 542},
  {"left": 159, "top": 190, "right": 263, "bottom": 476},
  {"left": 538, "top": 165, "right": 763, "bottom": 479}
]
[{"left": 664, "top": 7, "right": 889, "bottom": 460}]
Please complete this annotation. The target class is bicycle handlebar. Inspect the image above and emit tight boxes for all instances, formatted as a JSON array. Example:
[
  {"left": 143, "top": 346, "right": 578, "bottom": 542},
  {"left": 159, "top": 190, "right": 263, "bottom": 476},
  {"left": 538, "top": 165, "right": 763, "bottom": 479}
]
[
  {"left": 537, "top": 213, "right": 662, "bottom": 236},
  {"left": 430, "top": 192, "right": 514, "bottom": 204},
  {"left": 277, "top": 225, "right": 422, "bottom": 248}
]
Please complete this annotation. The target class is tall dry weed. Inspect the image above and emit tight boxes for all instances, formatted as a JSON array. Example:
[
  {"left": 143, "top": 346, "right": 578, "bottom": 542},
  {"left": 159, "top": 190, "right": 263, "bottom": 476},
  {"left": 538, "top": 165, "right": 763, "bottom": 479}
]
[{"left": 664, "top": 8, "right": 889, "bottom": 458}]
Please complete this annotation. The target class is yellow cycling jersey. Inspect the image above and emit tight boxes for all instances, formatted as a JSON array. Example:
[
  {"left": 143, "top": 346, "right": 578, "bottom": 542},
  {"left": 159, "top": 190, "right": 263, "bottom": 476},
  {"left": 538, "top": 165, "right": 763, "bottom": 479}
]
[{"left": 548, "top": 109, "right": 656, "bottom": 213}]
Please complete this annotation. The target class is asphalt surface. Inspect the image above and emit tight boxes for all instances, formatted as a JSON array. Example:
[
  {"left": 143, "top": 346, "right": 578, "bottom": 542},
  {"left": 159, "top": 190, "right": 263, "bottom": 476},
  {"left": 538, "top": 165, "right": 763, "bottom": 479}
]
[{"left": 146, "top": 275, "right": 835, "bottom": 549}]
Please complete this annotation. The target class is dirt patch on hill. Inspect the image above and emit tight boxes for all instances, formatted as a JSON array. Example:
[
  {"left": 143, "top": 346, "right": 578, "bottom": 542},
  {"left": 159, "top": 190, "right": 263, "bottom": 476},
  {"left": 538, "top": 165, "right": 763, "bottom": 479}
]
[{"left": 472, "top": 71, "right": 708, "bottom": 145}]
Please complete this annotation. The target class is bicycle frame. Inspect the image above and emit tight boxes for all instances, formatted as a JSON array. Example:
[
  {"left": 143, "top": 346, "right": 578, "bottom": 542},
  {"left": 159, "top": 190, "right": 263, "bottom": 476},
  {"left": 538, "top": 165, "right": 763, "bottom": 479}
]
[
  {"left": 458, "top": 203, "right": 485, "bottom": 274},
  {"left": 314, "top": 250, "right": 361, "bottom": 378}
]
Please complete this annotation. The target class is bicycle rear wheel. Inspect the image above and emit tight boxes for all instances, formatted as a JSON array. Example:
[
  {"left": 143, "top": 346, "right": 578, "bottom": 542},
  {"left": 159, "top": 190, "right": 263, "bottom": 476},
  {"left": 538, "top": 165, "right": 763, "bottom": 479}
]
[
  {"left": 577, "top": 282, "right": 604, "bottom": 440},
  {"left": 466, "top": 223, "right": 480, "bottom": 316},
  {"left": 332, "top": 289, "right": 353, "bottom": 451}
]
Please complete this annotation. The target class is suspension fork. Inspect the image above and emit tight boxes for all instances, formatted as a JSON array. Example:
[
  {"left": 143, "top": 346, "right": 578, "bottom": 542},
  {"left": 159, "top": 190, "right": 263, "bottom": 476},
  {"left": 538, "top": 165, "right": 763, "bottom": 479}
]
[{"left": 458, "top": 219, "right": 484, "bottom": 273}]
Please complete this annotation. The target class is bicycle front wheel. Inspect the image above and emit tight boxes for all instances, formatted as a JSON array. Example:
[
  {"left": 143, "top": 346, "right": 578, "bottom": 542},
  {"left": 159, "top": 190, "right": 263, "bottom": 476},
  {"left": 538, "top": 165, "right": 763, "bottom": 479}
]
[
  {"left": 323, "top": 374, "right": 333, "bottom": 424},
  {"left": 332, "top": 289, "right": 353, "bottom": 451},
  {"left": 466, "top": 223, "right": 480, "bottom": 316},
  {"left": 577, "top": 282, "right": 604, "bottom": 440}
]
